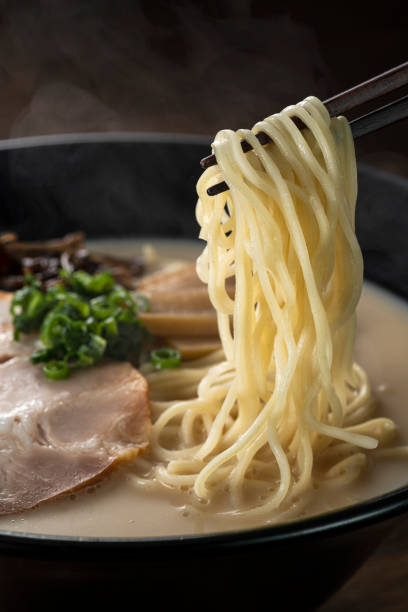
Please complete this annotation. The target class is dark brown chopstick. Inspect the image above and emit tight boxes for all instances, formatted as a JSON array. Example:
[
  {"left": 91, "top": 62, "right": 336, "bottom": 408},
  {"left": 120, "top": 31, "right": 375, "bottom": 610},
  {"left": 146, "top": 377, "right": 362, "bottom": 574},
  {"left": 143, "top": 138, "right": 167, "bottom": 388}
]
[
  {"left": 349, "top": 93, "right": 408, "bottom": 138},
  {"left": 323, "top": 61, "right": 408, "bottom": 117},
  {"left": 200, "top": 61, "right": 408, "bottom": 197}
]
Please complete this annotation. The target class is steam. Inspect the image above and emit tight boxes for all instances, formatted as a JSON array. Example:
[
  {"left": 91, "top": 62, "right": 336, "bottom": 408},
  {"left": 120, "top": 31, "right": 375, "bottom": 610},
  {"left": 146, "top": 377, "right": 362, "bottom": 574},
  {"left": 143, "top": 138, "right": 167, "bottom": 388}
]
[
  {"left": 4, "top": 1, "right": 331, "bottom": 138},
  {"left": 0, "top": 2, "right": 335, "bottom": 241}
]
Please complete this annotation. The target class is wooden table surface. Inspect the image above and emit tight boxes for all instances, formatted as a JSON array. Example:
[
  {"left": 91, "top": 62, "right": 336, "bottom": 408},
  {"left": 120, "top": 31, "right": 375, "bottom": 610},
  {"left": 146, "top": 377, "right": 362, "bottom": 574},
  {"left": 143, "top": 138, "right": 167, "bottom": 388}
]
[{"left": 317, "top": 515, "right": 408, "bottom": 611}]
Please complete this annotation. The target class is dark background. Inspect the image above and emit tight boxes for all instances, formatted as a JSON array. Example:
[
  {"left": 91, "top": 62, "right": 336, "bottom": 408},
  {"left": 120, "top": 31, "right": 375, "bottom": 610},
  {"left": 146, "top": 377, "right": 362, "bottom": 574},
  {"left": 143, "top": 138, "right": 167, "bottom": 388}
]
[{"left": 0, "top": 0, "right": 406, "bottom": 176}]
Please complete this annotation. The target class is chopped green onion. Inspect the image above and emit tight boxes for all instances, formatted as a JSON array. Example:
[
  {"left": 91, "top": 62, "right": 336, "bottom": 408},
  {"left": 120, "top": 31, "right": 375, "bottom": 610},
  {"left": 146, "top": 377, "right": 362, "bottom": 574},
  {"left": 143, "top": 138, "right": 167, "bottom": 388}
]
[
  {"left": 117, "top": 307, "right": 138, "bottom": 325},
  {"left": 90, "top": 296, "right": 117, "bottom": 320},
  {"left": 101, "top": 316, "right": 118, "bottom": 337},
  {"left": 31, "top": 347, "right": 60, "bottom": 364},
  {"left": 151, "top": 348, "right": 181, "bottom": 370},
  {"left": 10, "top": 271, "right": 156, "bottom": 380},
  {"left": 109, "top": 286, "right": 134, "bottom": 308},
  {"left": 11, "top": 283, "right": 49, "bottom": 339},
  {"left": 68, "top": 270, "right": 114, "bottom": 296},
  {"left": 43, "top": 360, "right": 70, "bottom": 381},
  {"left": 40, "top": 313, "right": 71, "bottom": 347},
  {"left": 88, "top": 333, "right": 107, "bottom": 359},
  {"left": 64, "top": 293, "right": 90, "bottom": 318},
  {"left": 75, "top": 334, "right": 106, "bottom": 367}
]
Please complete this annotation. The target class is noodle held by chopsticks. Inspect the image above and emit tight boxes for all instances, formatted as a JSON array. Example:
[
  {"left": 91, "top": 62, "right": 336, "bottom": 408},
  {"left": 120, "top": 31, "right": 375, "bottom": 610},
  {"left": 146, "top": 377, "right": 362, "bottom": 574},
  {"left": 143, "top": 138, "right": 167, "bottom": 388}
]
[{"left": 141, "top": 97, "right": 396, "bottom": 519}]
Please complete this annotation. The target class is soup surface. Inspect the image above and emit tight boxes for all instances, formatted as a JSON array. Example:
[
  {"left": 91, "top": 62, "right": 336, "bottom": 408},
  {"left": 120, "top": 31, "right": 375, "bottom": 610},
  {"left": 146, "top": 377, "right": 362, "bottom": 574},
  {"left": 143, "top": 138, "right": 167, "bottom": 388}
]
[{"left": 1, "top": 239, "right": 408, "bottom": 538}]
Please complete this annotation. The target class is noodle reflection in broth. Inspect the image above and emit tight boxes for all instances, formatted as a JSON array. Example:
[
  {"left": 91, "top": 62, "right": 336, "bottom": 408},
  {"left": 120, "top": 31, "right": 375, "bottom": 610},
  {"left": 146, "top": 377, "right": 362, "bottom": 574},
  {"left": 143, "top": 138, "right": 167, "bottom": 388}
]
[{"left": 139, "top": 96, "right": 396, "bottom": 520}]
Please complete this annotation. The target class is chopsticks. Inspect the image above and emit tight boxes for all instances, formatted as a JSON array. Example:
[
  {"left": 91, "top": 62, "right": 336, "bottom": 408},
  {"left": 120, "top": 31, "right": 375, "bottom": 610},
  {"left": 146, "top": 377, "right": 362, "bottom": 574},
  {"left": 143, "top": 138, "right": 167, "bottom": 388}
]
[{"left": 200, "top": 61, "right": 408, "bottom": 197}]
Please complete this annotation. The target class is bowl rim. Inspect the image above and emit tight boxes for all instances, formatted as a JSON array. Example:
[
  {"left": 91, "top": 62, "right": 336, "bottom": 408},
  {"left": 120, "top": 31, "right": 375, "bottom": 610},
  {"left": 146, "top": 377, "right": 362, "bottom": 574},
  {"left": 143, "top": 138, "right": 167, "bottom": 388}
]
[
  {"left": 0, "top": 131, "right": 408, "bottom": 558},
  {"left": 0, "top": 130, "right": 406, "bottom": 191},
  {"left": 0, "top": 131, "right": 212, "bottom": 151},
  {"left": 0, "top": 484, "right": 408, "bottom": 557}
]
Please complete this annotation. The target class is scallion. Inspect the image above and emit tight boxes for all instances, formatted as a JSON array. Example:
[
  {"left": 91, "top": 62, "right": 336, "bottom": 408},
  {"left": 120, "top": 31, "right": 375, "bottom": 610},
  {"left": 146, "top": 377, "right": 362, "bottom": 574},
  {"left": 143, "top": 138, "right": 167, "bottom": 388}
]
[
  {"left": 151, "top": 348, "right": 181, "bottom": 370},
  {"left": 43, "top": 360, "right": 70, "bottom": 381},
  {"left": 11, "top": 271, "right": 155, "bottom": 380}
]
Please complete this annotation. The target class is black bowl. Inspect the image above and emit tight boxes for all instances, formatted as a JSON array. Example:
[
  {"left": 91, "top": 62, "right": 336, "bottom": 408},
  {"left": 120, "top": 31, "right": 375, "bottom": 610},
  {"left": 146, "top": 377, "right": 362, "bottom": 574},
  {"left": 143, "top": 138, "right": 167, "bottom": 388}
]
[{"left": 0, "top": 133, "right": 408, "bottom": 612}]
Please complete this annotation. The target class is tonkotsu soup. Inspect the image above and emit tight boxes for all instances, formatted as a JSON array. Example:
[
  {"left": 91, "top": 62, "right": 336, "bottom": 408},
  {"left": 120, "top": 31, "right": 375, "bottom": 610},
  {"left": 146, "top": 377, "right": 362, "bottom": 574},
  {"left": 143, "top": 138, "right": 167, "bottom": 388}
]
[
  {"left": 0, "top": 239, "right": 408, "bottom": 537},
  {"left": 1, "top": 97, "right": 407, "bottom": 538}
]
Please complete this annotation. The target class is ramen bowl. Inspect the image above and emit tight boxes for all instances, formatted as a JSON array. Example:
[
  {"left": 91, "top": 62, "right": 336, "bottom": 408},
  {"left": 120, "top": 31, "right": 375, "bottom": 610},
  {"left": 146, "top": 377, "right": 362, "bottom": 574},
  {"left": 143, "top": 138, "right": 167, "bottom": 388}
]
[{"left": 0, "top": 134, "right": 408, "bottom": 612}]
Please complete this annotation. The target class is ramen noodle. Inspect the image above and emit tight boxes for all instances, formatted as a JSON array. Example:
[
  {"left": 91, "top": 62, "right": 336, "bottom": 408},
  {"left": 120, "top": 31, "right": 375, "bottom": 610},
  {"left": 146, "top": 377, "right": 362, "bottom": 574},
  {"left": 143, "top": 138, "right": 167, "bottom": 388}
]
[{"left": 139, "top": 97, "right": 397, "bottom": 520}]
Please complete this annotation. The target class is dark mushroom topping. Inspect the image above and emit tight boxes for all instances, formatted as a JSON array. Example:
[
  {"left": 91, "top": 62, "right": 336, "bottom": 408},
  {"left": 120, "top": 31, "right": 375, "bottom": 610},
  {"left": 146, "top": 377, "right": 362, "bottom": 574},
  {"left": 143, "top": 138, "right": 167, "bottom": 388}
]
[{"left": 0, "top": 232, "right": 145, "bottom": 291}]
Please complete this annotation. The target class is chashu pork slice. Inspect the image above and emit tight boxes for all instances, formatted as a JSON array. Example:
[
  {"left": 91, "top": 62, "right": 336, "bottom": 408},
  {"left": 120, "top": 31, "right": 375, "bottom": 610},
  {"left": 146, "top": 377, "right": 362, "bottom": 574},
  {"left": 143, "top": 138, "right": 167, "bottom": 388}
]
[{"left": 0, "top": 356, "right": 151, "bottom": 515}]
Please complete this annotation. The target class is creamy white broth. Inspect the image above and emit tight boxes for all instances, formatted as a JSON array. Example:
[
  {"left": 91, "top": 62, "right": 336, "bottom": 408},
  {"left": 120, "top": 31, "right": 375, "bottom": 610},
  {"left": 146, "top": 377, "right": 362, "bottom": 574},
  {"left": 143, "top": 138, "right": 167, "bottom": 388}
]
[{"left": 1, "top": 240, "right": 408, "bottom": 537}]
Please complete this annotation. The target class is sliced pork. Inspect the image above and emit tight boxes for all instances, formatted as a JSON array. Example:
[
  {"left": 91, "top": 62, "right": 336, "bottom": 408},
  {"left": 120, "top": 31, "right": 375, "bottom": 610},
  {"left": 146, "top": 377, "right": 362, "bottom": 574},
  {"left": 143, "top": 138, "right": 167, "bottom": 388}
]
[
  {"left": 137, "top": 263, "right": 228, "bottom": 356},
  {"left": 0, "top": 357, "right": 150, "bottom": 515}
]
